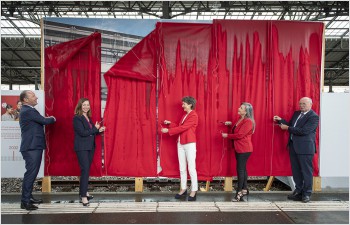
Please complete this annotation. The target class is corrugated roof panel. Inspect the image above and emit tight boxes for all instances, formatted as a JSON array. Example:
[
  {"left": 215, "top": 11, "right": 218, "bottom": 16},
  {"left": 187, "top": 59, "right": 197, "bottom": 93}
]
[
  {"left": 1, "top": 20, "right": 11, "bottom": 27},
  {"left": 3, "top": 28, "right": 20, "bottom": 35}
]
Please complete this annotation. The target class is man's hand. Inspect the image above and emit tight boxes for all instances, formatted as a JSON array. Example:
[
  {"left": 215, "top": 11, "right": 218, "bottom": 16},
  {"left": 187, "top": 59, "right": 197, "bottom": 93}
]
[
  {"left": 222, "top": 133, "right": 228, "bottom": 138},
  {"left": 161, "top": 128, "right": 169, "bottom": 133},
  {"left": 47, "top": 116, "right": 56, "bottom": 122},
  {"left": 280, "top": 124, "right": 289, "bottom": 130}
]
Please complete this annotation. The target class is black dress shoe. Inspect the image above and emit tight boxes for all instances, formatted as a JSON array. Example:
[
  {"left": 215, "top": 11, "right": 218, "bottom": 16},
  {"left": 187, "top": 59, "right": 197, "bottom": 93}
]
[
  {"left": 175, "top": 190, "right": 187, "bottom": 199},
  {"left": 87, "top": 195, "right": 94, "bottom": 201},
  {"left": 287, "top": 191, "right": 302, "bottom": 201},
  {"left": 302, "top": 196, "right": 311, "bottom": 203},
  {"left": 188, "top": 193, "right": 197, "bottom": 201},
  {"left": 21, "top": 202, "right": 38, "bottom": 210},
  {"left": 30, "top": 197, "right": 43, "bottom": 204}
]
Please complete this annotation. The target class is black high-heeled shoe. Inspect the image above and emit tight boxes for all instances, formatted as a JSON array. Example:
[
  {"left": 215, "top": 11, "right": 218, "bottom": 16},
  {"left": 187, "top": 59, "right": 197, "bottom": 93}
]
[
  {"left": 242, "top": 189, "right": 249, "bottom": 196},
  {"left": 82, "top": 202, "right": 90, "bottom": 207},
  {"left": 188, "top": 192, "right": 197, "bottom": 201},
  {"left": 80, "top": 194, "right": 94, "bottom": 201},
  {"left": 79, "top": 195, "right": 94, "bottom": 203},
  {"left": 80, "top": 197, "right": 90, "bottom": 206},
  {"left": 233, "top": 191, "right": 245, "bottom": 202},
  {"left": 175, "top": 190, "right": 187, "bottom": 199}
]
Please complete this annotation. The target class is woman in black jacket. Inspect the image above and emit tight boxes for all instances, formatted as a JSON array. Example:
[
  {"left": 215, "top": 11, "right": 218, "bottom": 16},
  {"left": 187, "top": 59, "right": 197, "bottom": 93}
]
[{"left": 73, "top": 98, "right": 105, "bottom": 206}]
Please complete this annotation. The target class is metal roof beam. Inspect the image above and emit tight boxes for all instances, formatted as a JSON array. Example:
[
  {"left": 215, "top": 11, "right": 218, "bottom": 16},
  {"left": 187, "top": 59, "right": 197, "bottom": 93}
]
[
  {"left": 1, "top": 41, "right": 40, "bottom": 76},
  {"left": 7, "top": 17, "right": 26, "bottom": 38},
  {"left": 1, "top": 60, "right": 34, "bottom": 83},
  {"left": 326, "top": 39, "right": 347, "bottom": 56},
  {"left": 329, "top": 53, "right": 349, "bottom": 69}
]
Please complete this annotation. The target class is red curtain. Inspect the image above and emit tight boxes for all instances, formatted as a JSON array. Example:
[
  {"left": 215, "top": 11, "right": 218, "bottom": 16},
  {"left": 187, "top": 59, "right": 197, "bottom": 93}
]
[
  {"left": 98, "top": 21, "right": 323, "bottom": 178},
  {"left": 103, "top": 31, "right": 158, "bottom": 176},
  {"left": 156, "top": 23, "right": 215, "bottom": 180},
  {"left": 102, "top": 76, "right": 157, "bottom": 176},
  {"left": 270, "top": 21, "right": 323, "bottom": 175},
  {"left": 213, "top": 20, "right": 272, "bottom": 176},
  {"left": 44, "top": 32, "right": 102, "bottom": 176}
]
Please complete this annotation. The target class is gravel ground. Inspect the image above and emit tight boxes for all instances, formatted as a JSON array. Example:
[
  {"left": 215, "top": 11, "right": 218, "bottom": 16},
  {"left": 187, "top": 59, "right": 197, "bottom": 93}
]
[{"left": 1, "top": 176, "right": 291, "bottom": 193}]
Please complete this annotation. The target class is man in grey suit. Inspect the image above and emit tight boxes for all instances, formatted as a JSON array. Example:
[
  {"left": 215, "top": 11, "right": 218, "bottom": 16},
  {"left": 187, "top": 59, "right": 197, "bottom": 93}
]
[
  {"left": 274, "top": 97, "right": 319, "bottom": 203},
  {"left": 19, "top": 90, "right": 56, "bottom": 210}
]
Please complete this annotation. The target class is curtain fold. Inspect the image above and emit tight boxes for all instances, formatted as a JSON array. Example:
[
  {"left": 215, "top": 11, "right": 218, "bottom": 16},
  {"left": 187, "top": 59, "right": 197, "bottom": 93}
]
[{"left": 104, "top": 30, "right": 157, "bottom": 82}]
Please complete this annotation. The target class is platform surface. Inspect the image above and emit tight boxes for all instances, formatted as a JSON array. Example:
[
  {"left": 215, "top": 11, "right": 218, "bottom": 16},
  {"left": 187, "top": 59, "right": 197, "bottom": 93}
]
[{"left": 1, "top": 191, "right": 348, "bottom": 224}]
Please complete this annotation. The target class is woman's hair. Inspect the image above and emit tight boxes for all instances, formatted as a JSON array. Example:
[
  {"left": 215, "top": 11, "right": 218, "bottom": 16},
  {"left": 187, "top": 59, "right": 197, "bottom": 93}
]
[
  {"left": 182, "top": 96, "right": 196, "bottom": 109},
  {"left": 6, "top": 104, "right": 13, "bottom": 110},
  {"left": 74, "top": 98, "right": 91, "bottom": 117},
  {"left": 241, "top": 102, "right": 255, "bottom": 133}
]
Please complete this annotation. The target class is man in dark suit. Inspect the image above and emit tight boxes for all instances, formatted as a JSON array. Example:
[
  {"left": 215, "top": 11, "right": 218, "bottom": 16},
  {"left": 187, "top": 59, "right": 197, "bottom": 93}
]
[
  {"left": 273, "top": 97, "right": 319, "bottom": 203},
  {"left": 19, "top": 90, "right": 56, "bottom": 210}
]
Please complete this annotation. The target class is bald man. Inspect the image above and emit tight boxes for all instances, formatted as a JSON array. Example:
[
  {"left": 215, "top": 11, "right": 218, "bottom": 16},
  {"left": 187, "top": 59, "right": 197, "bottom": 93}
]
[
  {"left": 273, "top": 97, "right": 319, "bottom": 203},
  {"left": 19, "top": 90, "right": 56, "bottom": 210}
]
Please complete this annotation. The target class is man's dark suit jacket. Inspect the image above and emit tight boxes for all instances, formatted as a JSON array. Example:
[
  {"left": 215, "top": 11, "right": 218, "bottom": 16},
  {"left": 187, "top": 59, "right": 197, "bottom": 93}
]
[
  {"left": 19, "top": 105, "right": 55, "bottom": 152},
  {"left": 73, "top": 115, "right": 99, "bottom": 151},
  {"left": 279, "top": 109, "right": 319, "bottom": 154}
]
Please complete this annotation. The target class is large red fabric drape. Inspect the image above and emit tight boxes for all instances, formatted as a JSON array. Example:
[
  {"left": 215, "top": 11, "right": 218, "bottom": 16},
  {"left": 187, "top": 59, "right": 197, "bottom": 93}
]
[
  {"left": 94, "top": 21, "right": 323, "bottom": 178},
  {"left": 157, "top": 23, "right": 215, "bottom": 180},
  {"left": 45, "top": 32, "right": 102, "bottom": 176},
  {"left": 213, "top": 20, "right": 323, "bottom": 176},
  {"left": 213, "top": 20, "right": 272, "bottom": 176},
  {"left": 102, "top": 76, "right": 157, "bottom": 176},
  {"left": 270, "top": 21, "right": 323, "bottom": 175},
  {"left": 103, "top": 31, "right": 158, "bottom": 176}
]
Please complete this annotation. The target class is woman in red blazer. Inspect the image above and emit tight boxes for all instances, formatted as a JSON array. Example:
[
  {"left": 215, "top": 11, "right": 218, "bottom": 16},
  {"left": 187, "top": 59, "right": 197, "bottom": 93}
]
[
  {"left": 222, "top": 102, "right": 255, "bottom": 201},
  {"left": 161, "top": 96, "right": 198, "bottom": 201}
]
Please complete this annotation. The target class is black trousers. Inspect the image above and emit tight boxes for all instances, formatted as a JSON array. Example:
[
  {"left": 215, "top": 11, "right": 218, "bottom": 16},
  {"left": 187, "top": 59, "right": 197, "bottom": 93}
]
[
  {"left": 235, "top": 152, "right": 251, "bottom": 192},
  {"left": 75, "top": 150, "right": 95, "bottom": 197},
  {"left": 21, "top": 150, "right": 43, "bottom": 203},
  {"left": 289, "top": 144, "right": 314, "bottom": 197}
]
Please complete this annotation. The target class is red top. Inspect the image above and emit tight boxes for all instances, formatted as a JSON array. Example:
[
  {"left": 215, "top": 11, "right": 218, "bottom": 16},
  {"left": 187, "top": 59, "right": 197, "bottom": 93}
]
[
  {"left": 168, "top": 110, "right": 198, "bottom": 145},
  {"left": 227, "top": 118, "right": 254, "bottom": 153}
]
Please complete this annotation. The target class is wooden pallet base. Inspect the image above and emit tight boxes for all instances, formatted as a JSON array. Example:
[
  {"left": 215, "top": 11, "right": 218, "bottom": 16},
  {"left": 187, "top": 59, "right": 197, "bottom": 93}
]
[{"left": 41, "top": 176, "right": 322, "bottom": 193}]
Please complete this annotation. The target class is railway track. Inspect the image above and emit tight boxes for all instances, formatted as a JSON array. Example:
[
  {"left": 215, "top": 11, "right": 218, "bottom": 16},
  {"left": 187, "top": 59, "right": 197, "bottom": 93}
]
[{"left": 37, "top": 177, "right": 283, "bottom": 189}]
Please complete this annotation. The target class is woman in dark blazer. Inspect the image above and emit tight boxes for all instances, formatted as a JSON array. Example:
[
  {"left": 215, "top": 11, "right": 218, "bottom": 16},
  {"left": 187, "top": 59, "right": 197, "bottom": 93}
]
[
  {"left": 222, "top": 102, "right": 255, "bottom": 202},
  {"left": 73, "top": 98, "right": 105, "bottom": 206}
]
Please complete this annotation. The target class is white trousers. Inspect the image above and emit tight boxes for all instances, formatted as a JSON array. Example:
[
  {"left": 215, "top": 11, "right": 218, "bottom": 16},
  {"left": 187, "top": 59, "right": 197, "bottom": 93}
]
[{"left": 177, "top": 142, "right": 198, "bottom": 191}]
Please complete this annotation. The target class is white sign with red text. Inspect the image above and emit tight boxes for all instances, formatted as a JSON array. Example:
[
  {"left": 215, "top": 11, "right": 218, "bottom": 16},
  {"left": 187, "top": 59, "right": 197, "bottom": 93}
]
[{"left": 1, "top": 90, "right": 45, "bottom": 178}]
